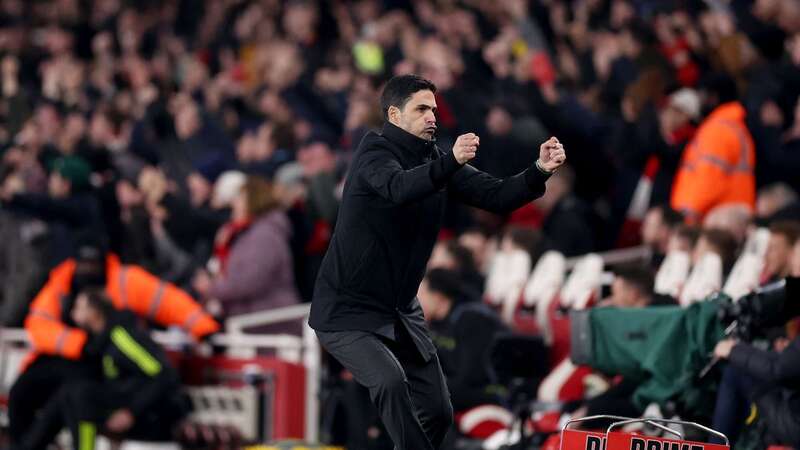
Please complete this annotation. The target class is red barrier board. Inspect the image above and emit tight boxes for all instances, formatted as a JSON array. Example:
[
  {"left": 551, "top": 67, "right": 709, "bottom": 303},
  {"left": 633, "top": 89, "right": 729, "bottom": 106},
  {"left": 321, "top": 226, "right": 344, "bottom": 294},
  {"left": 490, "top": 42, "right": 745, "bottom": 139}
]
[
  {"left": 606, "top": 432, "right": 729, "bottom": 450},
  {"left": 179, "top": 355, "right": 306, "bottom": 440},
  {"left": 560, "top": 429, "right": 609, "bottom": 450}
]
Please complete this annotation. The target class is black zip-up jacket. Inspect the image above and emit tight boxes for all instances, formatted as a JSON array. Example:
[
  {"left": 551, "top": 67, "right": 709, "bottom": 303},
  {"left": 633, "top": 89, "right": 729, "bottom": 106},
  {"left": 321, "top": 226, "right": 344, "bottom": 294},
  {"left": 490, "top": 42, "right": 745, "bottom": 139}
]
[
  {"left": 85, "top": 312, "right": 184, "bottom": 418},
  {"left": 309, "top": 122, "right": 550, "bottom": 339}
]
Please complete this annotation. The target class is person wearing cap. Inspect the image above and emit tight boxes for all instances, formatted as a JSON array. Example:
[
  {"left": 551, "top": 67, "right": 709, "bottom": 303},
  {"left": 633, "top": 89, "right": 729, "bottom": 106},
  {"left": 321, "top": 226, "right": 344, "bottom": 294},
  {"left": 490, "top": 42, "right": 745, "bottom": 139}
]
[
  {"left": 0, "top": 155, "right": 103, "bottom": 264},
  {"left": 7, "top": 232, "right": 219, "bottom": 447},
  {"left": 671, "top": 73, "right": 756, "bottom": 223}
]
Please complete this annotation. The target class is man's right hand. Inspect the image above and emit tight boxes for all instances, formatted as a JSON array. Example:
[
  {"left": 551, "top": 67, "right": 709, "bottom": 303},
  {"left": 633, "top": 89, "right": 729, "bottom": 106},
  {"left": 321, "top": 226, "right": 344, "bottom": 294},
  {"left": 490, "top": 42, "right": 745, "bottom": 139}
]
[{"left": 453, "top": 133, "right": 479, "bottom": 165}]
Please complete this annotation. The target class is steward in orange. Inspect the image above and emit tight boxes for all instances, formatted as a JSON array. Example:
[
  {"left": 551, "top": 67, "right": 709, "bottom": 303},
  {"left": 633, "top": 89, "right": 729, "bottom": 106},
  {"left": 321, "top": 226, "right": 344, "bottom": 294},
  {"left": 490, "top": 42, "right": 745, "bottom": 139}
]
[
  {"left": 8, "top": 234, "right": 219, "bottom": 446},
  {"left": 671, "top": 75, "right": 756, "bottom": 223}
]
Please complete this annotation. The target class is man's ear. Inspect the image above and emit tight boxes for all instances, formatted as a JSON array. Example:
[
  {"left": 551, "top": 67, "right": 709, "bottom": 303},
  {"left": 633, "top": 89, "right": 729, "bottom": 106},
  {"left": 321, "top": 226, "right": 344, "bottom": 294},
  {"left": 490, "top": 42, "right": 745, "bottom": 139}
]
[{"left": 387, "top": 105, "right": 401, "bottom": 125}]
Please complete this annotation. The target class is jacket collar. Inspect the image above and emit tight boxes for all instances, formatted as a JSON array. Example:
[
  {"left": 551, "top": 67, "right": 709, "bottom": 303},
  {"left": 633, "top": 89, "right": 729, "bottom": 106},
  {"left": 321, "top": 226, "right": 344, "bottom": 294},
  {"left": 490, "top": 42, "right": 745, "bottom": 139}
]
[{"left": 381, "top": 122, "right": 436, "bottom": 158}]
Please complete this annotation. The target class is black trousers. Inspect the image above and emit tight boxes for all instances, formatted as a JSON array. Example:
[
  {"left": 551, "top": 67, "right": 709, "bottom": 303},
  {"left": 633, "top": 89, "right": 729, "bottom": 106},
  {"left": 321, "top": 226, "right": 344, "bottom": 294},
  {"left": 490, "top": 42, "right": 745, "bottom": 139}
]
[
  {"left": 20, "top": 380, "right": 177, "bottom": 450},
  {"left": 317, "top": 327, "right": 453, "bottom": 450},
  {"left": 8, "top": 356, "right": 96, "bottom": 445}
]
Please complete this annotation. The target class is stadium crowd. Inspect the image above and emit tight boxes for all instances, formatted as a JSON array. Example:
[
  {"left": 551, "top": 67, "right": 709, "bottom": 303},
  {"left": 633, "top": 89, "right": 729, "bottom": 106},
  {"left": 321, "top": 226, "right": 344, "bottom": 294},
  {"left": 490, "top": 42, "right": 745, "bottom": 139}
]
[{"left": 2, "top": 0, "right": 800, "bottom": 448}]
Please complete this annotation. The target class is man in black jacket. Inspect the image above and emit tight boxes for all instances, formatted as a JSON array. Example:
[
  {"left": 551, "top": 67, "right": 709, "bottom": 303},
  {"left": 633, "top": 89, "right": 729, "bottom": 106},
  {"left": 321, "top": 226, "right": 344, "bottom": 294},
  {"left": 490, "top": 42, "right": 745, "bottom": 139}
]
[
  {"left": 15, "top": 289, "right": 188, "bottom": 450},
  {"left": 309, "top": 74, "right": 565, "bottom": 450},
  {"left": 712, "top": 277, "right": 800, "bottom": 448}
]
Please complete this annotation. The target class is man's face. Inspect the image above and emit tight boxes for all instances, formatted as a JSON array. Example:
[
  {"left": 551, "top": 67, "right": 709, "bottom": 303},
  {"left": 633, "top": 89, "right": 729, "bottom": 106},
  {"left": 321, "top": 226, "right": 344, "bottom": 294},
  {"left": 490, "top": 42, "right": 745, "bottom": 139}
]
[
  {"left": 390, "top": 89, "right": 437, "bottom": 141},
  {"left": 71, "top": 293, "right": 94, "bottom": 329},
  {"left": 610, "top": 278, "right": 643, "bottom": 308},
  {"left": 764, "top": 234, "right": 793, "bottom": 277}
]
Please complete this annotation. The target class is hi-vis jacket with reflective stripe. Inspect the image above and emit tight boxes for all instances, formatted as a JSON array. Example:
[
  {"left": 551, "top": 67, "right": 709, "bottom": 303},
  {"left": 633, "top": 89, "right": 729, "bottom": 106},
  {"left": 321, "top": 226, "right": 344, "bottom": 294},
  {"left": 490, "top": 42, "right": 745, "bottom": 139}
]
[
  {"left": 671, "top": 102, "right": 755, "bottom": 222},
  {"left": 23, "top": 254, "right": 219, "bottom": 369}
]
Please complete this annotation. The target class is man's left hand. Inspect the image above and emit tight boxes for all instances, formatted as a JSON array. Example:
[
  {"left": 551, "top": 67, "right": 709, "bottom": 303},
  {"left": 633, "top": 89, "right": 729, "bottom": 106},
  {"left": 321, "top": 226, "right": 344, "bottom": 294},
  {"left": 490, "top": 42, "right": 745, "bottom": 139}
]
[
  {"left": 714, "top": 339, "right": 737, "bottom": 359},
  {"left": 538, "top": 136, "right": 566, "bottom": 172},
  {"left": 106, "top": 409, "right": 135, "bottom": 434}
]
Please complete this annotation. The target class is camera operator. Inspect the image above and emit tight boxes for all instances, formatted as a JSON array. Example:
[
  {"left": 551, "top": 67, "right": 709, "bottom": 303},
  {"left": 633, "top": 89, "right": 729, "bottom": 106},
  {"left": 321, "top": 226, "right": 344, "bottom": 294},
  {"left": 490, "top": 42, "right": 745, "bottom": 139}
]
[{"left": 712, "top": 274, "right": 800, "bottom": 447}]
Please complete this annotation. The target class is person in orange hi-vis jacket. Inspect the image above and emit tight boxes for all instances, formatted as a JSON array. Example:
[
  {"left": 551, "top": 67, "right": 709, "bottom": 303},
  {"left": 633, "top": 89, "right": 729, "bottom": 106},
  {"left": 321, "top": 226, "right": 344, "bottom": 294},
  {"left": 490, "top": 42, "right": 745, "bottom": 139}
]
[
  {"left": 671, "top": 74, "right": 756, "bottom": 223},
  {"left": 8, "top": 233, "right": 219, "bottom": 447}
]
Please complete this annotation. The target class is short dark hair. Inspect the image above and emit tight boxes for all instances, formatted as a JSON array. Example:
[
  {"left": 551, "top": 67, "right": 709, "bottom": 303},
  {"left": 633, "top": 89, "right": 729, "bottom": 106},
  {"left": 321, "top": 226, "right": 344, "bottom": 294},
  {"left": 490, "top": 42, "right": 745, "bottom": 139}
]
[
  {"left": 699, "top": 228, "right": 739, "bottom": 271},
  {"left": 79, "top": 288, "right": 116, "bottom": 318},
  {"left": 425, "top": 268, "right": 469, "bottom": 303},
  {"left": 445, "top": 241, "right": 478, "bottom": 274},
  {"left": 380, "top": 74, "right": 436, "bottom": 120},
  {"left": 769, "top": 220, "right": 800, "bottom": 245},
  {"left": 674, "top": 224, "right": 700, "bottom": 248},
  {"left": 700, "top": 72, "right": 738, "bottom": 105},
  {"left": 613, "top": 264, "right": 654, "bottom": 299}
]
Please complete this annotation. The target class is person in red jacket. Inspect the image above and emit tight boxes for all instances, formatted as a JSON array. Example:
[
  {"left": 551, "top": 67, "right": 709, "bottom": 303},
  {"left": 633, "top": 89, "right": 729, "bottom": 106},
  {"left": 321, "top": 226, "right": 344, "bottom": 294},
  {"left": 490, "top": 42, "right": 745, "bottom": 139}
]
[{"left": 8, "top": 233, "right": 219, "bottom": 446}]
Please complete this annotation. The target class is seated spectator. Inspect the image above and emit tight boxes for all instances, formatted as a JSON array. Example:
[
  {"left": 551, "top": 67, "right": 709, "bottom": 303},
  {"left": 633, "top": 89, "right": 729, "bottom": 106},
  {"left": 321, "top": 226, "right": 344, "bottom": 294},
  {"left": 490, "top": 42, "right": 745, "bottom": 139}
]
[
  {"left": 641, "top": 205, "right": 684, "bottom": 268},
  {"left": 667, "top": 224, "right": 701, "bottom": 253},
  {"left": 601, "top": 265, "right": 657, "bottom": 308},
  {"left": 703, "top": 203, "right": 754, "bottom": 245},
  {"left": 457, "top": 227, "right": 494, "bottom": 275},
  {"left": 571, "top": 265, "right": 661, "bottom": 425},
  {"left": 418, "top": 268, "right": 509, "bottom": 412},
  {"left": 762, "top": 221, "right": 800, "bottom": 283},
  {"left": 692, "top": 228, "right": 739, "bottom": 275},
  {"left": 193, "top": 175, "right": 301, "bottom": 334},
  {"left": 15, "top": 289, "right": 189, "bottom": 450},
  {"left": 757, "top": 183, "right": 800, "bottom": 223},
  {"left": 8, "top": 233, "right": 218, "bottom": 448},
  {"left": 428, "top": 240, "right": 484, "bottom": 299},
  {"left": 712, "top": 277, "right": 800, "bottom": 448}
]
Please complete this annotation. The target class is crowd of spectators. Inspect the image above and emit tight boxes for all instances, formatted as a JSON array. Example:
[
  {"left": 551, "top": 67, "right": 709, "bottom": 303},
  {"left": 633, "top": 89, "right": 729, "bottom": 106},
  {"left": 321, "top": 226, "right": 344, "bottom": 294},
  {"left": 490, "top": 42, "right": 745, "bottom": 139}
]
[{"left": 3, "top": 0, "right": 800, "bottom": 448}]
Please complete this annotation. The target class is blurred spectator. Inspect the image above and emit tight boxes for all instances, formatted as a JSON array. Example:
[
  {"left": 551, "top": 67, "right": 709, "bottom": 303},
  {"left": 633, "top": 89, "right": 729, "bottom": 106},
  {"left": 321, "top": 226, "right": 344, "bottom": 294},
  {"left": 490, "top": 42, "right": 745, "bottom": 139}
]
[
  {"left": 457, "top": 227, "right": 494, "bottom": 275},
  {"left": 703, "top": 203, "right": 754, "bottom": 245},
  {"left": 428, "top": 240, "right": 484, "bottom": 298},
  {"left": 668, "top": 224, "right": 701, "bottom": 253},
  {"left": 692, "top": 228, "right": 739, "bottom": 274},
  {"left": 603, "top": 265, "right": 656, "bottom": 308},
  {"left": 640, "top": 205, "right": 684, "bottom": 267},
  {"left": 535, "top": 165, "right": 596, "bottom": 256},
  {"left": 671, "top": 74, "right": 756, "bottom": 223},
  {"left": 757, "top": 183, "right": 800, "bottom": 223},
  {"left": 572, "top": 265, "right": 659, "bottom": 424},
  {"left": 418, "top": 268, "right": 508, "bottom": 411},
  {"left": 17, "top": 289, "right": 189, "bottom": 450},
  {"left": 762, "top": 221, "right": 800, "bottom": 282},
  {"left": 2, "top": 155, "right": 101, "bottom": 264},
  {"left": 8, "top": 233, "right": 217, "bottom": 447},
  {"left": 193, "top": 176, "right": 301, "bottom": 334}
]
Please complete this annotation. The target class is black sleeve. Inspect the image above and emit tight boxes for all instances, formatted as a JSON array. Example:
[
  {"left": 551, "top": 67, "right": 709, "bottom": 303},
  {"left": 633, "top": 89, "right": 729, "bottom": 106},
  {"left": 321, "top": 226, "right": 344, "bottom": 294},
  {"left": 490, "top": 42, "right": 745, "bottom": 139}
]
[
  {"left": 448, "top": 163, "right": 550, "bottom": 214},
  {"left": 448, "top": 311, "right": 503, "bottom": 410},
  {"left": 109, "top": 325, "right": 176, "bottom": 416},
  {"left": 728, "top": 337, "right": 800, "bottom": 384},
  {"left": 359, "top": 147, "right": 463, "bottom": 204},
  {"left": 4, "top": 193, "right": 88, "bottom": 226}
]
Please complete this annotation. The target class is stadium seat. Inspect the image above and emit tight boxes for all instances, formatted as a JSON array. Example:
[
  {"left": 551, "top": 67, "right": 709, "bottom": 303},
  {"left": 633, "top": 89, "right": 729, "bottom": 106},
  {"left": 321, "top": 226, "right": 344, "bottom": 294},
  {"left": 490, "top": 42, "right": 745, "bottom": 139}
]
[
  {"left": 680, "top": 253, "right": 722, "bottom": 306},
  {"left": 559, "top": 254, "right": 604, "bottom": 310},
  {"left": 655, "top": 251, "right": 691, "bottom": 298},
  {"left": 519, "top": 251, "right": 566, "bottom": 343},
  {"left": 485, "top": 249, "right": 532, "bottom": 307}
]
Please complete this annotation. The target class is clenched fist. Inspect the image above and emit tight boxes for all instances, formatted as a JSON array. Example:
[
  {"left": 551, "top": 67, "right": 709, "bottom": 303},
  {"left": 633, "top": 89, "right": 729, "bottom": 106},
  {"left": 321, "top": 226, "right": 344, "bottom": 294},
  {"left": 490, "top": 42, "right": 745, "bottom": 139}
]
[
  {"left": 453, "top": 133, "right": 480, "bottom": 165},
  {"left": 538, "top": 136, "right": 566, "bottom": 173}
]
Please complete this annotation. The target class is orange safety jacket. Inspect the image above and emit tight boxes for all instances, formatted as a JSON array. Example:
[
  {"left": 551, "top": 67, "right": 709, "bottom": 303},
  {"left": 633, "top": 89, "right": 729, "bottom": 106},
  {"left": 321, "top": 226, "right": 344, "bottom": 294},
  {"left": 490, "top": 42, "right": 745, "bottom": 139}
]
[
  {"left": 671, "top": 102, "right": 755, "bottom": 223},
  {"left": 23, "top": 254, "right": 219, "bottom": 369}
]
